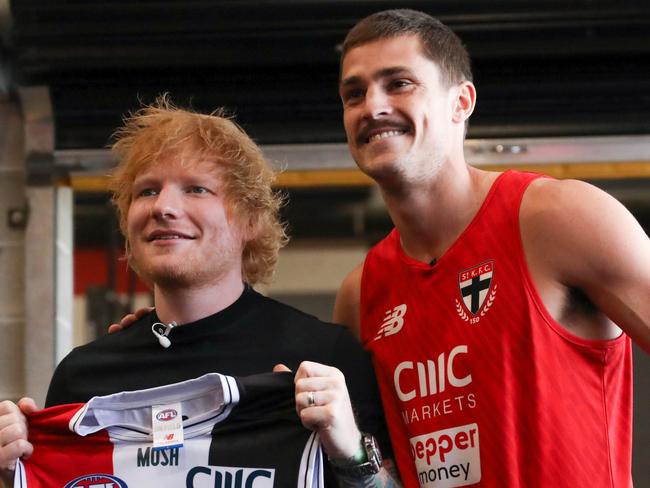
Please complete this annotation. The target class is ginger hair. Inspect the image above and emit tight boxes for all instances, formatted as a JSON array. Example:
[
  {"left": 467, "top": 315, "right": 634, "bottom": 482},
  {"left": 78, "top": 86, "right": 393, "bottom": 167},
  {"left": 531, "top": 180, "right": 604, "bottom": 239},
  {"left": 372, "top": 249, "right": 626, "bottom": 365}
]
[{"left": 110, "top": 95, "right": 287, "bottom": 285}]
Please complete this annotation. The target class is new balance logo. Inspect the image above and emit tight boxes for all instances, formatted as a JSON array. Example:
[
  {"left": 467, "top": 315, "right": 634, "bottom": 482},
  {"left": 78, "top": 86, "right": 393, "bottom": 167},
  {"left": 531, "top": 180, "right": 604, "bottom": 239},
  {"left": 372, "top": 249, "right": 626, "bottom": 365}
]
[{"left": 374, "top": 304, "right": 407, "bottom": 340}]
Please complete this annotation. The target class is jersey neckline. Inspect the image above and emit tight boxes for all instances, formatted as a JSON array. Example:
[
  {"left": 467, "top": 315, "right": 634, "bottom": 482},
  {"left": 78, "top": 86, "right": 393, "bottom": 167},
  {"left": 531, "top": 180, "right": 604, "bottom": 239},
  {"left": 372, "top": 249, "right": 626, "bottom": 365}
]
[
  {"left": 139, "top": 285, "right": 260, "bottom": 340},
  {"left": 392, "top": 170, "right": 510, "bottom": 270}
]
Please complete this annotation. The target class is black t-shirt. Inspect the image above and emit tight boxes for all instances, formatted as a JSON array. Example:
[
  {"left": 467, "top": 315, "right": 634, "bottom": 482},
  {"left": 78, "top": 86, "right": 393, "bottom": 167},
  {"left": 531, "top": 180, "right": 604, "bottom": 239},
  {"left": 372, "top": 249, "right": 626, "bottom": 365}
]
[{"left": 45, "top": 287, "right": 391, "bottom": 474}]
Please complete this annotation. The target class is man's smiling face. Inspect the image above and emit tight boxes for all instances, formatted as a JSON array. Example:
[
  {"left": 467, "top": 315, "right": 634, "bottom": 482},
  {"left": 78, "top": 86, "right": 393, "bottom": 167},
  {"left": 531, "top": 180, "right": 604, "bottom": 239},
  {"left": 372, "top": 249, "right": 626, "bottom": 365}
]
[
  {"left": 126, "top": 155, "right": 244, "bottom": 289},
  {"left": 340, "top": 35, "right": 458, "bottom": 184}
]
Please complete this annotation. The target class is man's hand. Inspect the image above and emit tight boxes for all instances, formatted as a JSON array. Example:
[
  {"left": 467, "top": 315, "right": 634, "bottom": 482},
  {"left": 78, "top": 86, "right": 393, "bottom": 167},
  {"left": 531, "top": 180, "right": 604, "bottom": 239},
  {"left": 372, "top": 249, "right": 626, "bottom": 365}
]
[
  {"left": 274, "top": 362, "right": 362, "bottom": 460},
  {"left": 107, "top": 307, "right": 154, "bottom": 334},
  {"left": 0, "top": 398, "right": 37, "bottom": 477}
]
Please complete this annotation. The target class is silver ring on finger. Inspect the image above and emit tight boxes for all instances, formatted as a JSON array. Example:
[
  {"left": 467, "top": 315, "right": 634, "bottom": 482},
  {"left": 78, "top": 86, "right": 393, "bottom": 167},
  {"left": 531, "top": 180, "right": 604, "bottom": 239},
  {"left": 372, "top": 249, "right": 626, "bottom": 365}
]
[{"left": 307, "top": 391, "right": 316, "bottom": 407}]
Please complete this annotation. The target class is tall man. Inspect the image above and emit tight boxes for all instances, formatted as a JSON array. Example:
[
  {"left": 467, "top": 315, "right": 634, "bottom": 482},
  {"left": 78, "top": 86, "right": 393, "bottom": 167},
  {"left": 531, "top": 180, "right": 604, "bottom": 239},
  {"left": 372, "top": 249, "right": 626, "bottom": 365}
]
[
  {"left": 334, "top": 9, "right": 650, "bottom": 488},
  {"left": 0, "top": 98, "right": 400, "bottom": 487}
]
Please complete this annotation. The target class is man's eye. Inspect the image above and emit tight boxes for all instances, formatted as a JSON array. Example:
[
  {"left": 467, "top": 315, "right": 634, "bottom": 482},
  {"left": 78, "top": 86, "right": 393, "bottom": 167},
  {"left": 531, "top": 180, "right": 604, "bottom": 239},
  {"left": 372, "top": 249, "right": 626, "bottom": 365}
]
[
  {"left": 343, "top": 88, "right": 364, "bottom": 104},
  {"left": 188, "top": 186, "right": 209, "bottom": 194},
  {"left": 137, "top": 188, "right": 158, "bottom": 197},
  {"left": 389, "top": 79, "right": 411, "bottom": 90}
]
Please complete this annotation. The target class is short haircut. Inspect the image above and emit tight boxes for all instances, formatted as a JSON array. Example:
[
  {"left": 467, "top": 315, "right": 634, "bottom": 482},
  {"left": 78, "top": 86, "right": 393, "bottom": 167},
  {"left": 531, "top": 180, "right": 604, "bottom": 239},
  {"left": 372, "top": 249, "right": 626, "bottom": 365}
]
[
  {"left": 110, "top": 95, "right": 287, "bottom": 285},
  {"left": 341, "top": 9, "right": 473, "bottom": 87}
]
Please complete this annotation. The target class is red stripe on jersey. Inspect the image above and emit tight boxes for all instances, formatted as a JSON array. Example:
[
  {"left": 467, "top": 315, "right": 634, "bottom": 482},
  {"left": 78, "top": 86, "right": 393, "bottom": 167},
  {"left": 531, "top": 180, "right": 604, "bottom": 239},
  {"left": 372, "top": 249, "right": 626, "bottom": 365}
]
[{"left": 26, "top": 404, "right": 115, "bottom": 486}]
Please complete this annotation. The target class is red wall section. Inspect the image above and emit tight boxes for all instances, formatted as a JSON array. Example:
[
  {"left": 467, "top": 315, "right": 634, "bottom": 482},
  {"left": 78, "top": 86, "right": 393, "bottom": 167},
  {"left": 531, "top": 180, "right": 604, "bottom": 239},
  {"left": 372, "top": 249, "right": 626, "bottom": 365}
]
[{"left": 74, "top": 248, "right": 150, "bottom": 295}]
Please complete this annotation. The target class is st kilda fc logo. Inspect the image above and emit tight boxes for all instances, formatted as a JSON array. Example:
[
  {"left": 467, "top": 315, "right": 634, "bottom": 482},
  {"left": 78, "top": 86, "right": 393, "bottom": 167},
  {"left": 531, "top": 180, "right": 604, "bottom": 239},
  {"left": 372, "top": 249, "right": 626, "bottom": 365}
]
[{"left": 455, "top": 260, "right": 497, "bottom": 324}]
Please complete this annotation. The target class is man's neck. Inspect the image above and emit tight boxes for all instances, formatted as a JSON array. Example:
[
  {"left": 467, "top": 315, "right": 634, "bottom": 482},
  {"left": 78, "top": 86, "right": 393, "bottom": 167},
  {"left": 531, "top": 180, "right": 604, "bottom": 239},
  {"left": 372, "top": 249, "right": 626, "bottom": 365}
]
[
  {"left": 153, "top": 274, "right": 246, "bottom": 325},
  {"left": 381, "top": 163, "right": 497, "bottom": 264}
]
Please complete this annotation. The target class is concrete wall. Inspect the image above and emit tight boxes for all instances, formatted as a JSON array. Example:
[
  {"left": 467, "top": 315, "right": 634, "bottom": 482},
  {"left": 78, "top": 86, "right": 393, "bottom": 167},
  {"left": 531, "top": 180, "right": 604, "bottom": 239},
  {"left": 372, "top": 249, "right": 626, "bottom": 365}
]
[{"left": 0, "top": 96, "right": 25, "bottom": 401}]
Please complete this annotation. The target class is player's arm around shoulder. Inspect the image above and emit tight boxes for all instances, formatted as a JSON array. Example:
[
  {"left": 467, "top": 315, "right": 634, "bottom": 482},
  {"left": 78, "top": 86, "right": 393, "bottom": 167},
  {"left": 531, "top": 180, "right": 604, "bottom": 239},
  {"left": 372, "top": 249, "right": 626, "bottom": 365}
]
[
  {"left": 334, "top": 263, "right": 364, "bottom": 339},
  {"left": 520, "top": 177, "right": 650, "bottom": 352}
]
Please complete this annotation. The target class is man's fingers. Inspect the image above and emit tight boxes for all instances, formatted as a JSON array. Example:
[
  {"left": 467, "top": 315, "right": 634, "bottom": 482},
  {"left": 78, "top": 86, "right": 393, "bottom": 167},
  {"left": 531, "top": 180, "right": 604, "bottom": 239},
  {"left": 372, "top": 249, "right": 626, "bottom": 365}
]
[
  {"left": 108, "top": 307, "right": 154, "bottom": 334},
  {"left": 0, "top": 412, "right": 23, "bottom": 433},
  {"left": 298, "top": 405, "right": 331, "bottom": 429},
  {"left": 298, "top": 390, "right": 334, "bottom": 409},
  {"left": 18, "top": 439, "right": 34, "bottom": 460},
  {"left": 107, "top": 324, "right": 122, "bottom": 334},
  {"left": 17, "top": 398, "right": 38, "bottom": 415},
  {"left": 0, "top": 400, "right": 29, "bottom": 430},
  {"left": 0, "top": 438, "right": 34, "bottom": 466},
  {"left": 294, "top": 376, "right": 339, "bottom": 396},
  {"left": 290, "top": 361, "right": 362, "bottom": 460},
  {"left": 273, "top": 364, "right": 292, "bottom": 373},
  {"left": 0, "top": 420, "right": 28, "bottom": 445},
  {"left": 295, "top": 361, "right": 339, "bottom": 379},
  {"left": 0, "top": 400, "right": 19, "bottom": 417},
  {"left": 0, "top": 399, "right": 34, "bottom": 470},
  {"left": 133, "top": 307, "right": 154, "bottom": 320},
  {"left": 118, "top": 313, "right": 138, "bottom": 328}
]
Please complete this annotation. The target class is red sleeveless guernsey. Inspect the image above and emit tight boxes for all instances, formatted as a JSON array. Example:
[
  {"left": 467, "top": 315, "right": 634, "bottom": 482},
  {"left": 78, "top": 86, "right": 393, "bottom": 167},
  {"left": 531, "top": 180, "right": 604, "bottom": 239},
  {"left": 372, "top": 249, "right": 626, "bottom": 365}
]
[{"left": 360, "top": 171, "right": 633, "bottom": 488}]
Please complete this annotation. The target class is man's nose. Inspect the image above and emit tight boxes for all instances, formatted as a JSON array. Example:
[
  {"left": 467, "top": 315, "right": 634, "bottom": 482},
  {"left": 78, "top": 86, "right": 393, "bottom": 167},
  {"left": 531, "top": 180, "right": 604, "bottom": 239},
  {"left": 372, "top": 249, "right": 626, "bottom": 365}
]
[
  {"left": 363, "top": 86, "right": 392, "bottom": 119},
  {"left": 151, "top": 187, "right": 182, "bottom": 220}
]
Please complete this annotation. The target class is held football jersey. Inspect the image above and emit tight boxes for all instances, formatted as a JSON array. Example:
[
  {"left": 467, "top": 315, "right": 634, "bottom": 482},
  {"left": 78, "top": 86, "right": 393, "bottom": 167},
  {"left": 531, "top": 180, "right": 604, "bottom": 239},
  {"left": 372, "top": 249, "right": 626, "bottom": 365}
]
[
  {"left": 15, "top": 372, "right": 323, "bottom": 488},
  {"left": 360, "top": 171, "right": 633, "bottom": 487}
]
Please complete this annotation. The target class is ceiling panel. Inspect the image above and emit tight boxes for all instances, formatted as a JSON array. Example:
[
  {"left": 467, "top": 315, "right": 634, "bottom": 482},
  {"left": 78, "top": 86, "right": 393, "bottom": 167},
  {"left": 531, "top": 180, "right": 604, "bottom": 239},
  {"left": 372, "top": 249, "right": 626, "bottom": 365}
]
[{"left": 7, "top": 0, "right": 650, "bottom": 149}]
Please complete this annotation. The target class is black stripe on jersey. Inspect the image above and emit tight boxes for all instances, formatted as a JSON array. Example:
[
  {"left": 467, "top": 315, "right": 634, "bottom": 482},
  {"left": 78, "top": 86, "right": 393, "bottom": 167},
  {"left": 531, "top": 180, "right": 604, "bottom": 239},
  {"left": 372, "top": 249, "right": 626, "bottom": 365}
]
[{"left": 17, "top": 458, "right": 25, "bottom": 488}]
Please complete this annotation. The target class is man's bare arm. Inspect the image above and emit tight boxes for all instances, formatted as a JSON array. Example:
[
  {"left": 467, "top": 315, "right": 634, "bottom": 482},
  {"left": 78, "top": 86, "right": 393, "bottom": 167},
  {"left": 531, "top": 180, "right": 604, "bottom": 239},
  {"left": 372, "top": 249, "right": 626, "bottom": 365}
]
[
  {"left": 521, "top": 178, "right": 650, "bottom": 352},
  {"left": 333, "top": 263, "right": 364, "bottom": 338}
]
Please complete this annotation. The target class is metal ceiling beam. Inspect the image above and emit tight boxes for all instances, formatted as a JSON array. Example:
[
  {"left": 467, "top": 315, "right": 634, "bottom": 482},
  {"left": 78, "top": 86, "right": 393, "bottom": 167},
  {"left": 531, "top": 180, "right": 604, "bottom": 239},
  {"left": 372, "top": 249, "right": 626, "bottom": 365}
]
[{"left": 57, "top": 134, "right": 650, "bottom": 191}]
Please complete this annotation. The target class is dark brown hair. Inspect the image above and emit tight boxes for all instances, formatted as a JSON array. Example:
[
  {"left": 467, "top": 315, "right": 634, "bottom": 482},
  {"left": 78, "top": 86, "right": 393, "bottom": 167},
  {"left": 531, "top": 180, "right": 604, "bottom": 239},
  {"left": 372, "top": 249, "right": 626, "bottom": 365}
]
[{"left": 341, "top": 9, "right": 472, "bottom": 87}]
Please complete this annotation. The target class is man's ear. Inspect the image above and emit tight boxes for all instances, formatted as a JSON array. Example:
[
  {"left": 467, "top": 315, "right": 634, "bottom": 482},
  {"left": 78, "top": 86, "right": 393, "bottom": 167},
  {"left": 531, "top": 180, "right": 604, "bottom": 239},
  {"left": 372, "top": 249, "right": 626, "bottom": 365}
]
[
  {"left": 240, "top": 213, "right": 259, "bottom": 243},
  {"left": 451, "top": 80, "right": 476, "bottom": 123}
]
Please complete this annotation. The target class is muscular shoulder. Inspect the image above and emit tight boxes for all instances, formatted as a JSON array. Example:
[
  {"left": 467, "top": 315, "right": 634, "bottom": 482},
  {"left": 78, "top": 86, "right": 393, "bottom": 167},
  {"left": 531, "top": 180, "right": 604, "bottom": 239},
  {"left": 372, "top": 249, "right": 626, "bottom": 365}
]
[
  {"left": 520, "top": 177, "right": 641, "bottom": 286},
  {"left": 520, "top": 176, "right": 650, "bottom": 349},
  {"left": 521, "top": 177, "right": 623, "bottom": 231}
]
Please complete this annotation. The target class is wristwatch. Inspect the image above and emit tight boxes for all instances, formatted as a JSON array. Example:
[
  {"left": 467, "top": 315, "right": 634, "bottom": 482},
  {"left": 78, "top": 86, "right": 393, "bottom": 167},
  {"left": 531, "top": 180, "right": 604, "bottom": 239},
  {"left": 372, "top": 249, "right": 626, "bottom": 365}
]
[{"left": 330, "top": 433, "right": 382, "bottom": 479}]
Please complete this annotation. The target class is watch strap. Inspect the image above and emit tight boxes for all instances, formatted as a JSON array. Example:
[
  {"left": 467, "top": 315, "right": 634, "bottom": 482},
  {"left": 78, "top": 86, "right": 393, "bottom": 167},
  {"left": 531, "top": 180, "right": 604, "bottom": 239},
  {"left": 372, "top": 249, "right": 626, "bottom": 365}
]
[{"left": 329, "top": 433, "right": 382, "bottom": 479}]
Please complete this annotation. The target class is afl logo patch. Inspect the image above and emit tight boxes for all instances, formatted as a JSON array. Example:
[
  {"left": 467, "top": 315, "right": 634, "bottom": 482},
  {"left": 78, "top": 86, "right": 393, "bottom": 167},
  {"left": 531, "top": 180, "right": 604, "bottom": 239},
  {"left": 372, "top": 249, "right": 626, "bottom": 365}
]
[
  {"left": 64, "top": 474, "right": 128, "bottom": 488},
  {"left": 156, "top": 409, "right": 178, "bottom": 421}
]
